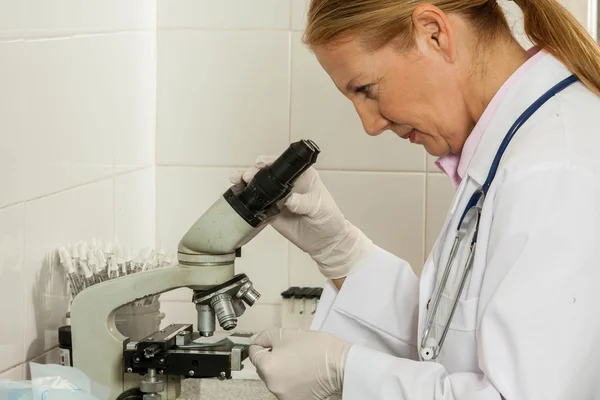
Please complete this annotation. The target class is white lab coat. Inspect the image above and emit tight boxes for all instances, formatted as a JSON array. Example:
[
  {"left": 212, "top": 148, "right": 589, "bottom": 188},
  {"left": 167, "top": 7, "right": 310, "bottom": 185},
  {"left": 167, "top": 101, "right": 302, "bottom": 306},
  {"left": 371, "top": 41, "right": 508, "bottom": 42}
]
[{"left": 311, "top": 51, "right": 600, "bottom": 399}]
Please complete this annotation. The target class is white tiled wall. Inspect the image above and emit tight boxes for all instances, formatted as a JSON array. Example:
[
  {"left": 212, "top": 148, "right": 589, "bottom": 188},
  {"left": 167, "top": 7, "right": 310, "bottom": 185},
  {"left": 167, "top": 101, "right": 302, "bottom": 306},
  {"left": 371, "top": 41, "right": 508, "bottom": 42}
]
[{"left": 0, "top": 2, "right": 156, "bottom": 378}]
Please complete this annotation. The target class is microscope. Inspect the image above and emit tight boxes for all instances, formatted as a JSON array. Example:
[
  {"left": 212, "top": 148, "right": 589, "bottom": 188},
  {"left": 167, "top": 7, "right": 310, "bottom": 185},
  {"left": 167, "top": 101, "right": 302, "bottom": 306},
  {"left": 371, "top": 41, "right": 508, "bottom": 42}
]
[{"left": 70, "top": 140, "right": 320, "bottom": 400}]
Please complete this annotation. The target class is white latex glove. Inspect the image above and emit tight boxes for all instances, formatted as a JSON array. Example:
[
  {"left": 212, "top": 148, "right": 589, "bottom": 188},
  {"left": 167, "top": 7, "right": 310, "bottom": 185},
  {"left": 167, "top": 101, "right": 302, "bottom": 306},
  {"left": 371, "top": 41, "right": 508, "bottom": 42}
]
[
  {"left": 230, "top": 156, "right": 374, "bottom": 279},
  {"left": 249, "top": 328, "right": 352, "bottom": 400}
]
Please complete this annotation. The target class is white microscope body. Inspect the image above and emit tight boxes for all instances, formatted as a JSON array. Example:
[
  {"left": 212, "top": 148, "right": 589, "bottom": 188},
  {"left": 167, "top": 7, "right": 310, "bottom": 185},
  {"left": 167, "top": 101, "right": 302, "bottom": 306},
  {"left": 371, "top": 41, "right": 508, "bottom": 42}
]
[{"left": 70, "top": 140, "right": 320, "bottom": 400}]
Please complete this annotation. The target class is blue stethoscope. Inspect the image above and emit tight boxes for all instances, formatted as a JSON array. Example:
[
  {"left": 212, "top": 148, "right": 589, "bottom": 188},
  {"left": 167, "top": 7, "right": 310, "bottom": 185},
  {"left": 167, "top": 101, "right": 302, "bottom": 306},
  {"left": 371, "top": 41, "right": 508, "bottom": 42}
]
[{"left": 420, "top": 74, "right": 579, "bottom": 361}]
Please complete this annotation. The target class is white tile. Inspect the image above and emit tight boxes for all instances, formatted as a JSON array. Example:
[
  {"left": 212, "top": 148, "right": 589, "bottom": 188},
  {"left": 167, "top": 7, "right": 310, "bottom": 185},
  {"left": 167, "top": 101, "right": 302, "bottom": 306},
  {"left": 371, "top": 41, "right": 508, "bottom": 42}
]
[
  {"left": 0, "top": 2, "right": 25, "bottom": 40},
  {"left": 23, "top": 0, "right": 156, "bottom": 37},
  {"left": 288, "top": 247, "right": 327, "bottom": 288},
  {"left": 25, "top": 38, "right": 112, "bottom": 198},
  {"left": 0, "top": 204, "right": 26, "bottom": 372},
  {"left": 289, "top": 171, "right": 426, "bottom": 285},
  {"left": 0, "top": 41, "right": 27, "bottom": 208},
  {"left": 113, "top": 33, "right": 157, "bottom": 174},
  {"left": 426, "top": 174, "right": 456, "bottom": 261},
  {"left": 24, "top": 179, "right": 113, "bottom": 360},
  {"left": 25, "top": 33, "right": 155, "bottom": 198},
  {"left": 160, "top": 301, "right": 280, "bottom": 333},
  {"left": 0, "top": 364, "right": 24, "bottom": 380},
  {"left": 115, "top": 168, "right": 156, "bottom": 251},
  {"left": 157, "top": 31, "right": 290, "bottom": 167},
  {"left": 290, "top": 33, "right": 426, "bottom": 172},
  {"left": 291, "top": 0, "right": 310, "bottom": 31},
  {"left": 23, "top": 296, "right": 69, "bottom": 363},
  {"left": 156, "top": 167, "right": 289, "bottom": 304},
  {"left": 158, "top": 0, "right": 290, "bottom": 29},
  {"left": 23, "top": 38, "right": 72, "bottom": 199},
  {"left": 427, "top": 154, "right": 439, "bottom": 172},
  {"left": 159, "top": 300, "right": 196, "bottom": 328},
  {"left": 234, "top": 304, "right": 281, "bottom": 332}
]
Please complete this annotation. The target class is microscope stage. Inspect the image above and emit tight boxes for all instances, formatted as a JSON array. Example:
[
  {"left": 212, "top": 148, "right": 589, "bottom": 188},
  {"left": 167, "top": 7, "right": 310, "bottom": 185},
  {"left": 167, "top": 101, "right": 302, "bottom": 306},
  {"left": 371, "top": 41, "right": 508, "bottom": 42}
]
[{"left": 123, "top": 324, "right": 248, "bottom": 380}]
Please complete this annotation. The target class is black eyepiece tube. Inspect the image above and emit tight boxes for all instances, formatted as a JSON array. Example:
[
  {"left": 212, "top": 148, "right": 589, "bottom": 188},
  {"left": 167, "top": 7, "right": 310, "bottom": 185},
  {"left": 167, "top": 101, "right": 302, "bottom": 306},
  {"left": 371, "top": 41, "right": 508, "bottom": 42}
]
[
  {"left": 296, "top": 139, "right": 320, "bottom": 177},
  {"left": 235, "top": 140, "right": 320, "bottom": 216},
  {"left": 268, "top": 140, "right": 319, "bottom": 186}
]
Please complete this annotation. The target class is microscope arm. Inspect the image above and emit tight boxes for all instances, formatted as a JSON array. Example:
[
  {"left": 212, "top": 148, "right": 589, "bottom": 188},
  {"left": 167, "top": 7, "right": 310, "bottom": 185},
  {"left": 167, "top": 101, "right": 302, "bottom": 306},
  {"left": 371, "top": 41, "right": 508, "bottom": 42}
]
[
  {"left": 177, "top": 193, "right": 266, "bottom": 259},
  {"left": 70, "top": 265, "right": 233, "bottom": 399}
]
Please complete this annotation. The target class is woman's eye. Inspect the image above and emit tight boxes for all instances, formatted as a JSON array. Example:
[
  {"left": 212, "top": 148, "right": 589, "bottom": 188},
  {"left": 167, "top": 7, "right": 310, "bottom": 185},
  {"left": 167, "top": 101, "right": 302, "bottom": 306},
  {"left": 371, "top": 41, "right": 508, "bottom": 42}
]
[{"left": 355, "top": 84, "right": 371, "bottom": 95}]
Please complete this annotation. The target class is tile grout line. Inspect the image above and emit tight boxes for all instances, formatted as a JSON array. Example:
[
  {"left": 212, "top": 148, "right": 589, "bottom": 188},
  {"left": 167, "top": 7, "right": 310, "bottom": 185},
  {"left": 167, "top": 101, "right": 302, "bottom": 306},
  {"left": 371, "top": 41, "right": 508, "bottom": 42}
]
[
  {"left": 155, "top": 164, "right": 431, "bottom": 174},
  {"left": 157, "top": 27, "right": 297, "bottom": 32},
  {"left": 286, "top": 4, "right": 293, "bottom": 289},
  {"left": 21, "top": 196, "right": 28, "bottom": 365},
  {"left": 0, "top": 28, "right": 155, "bottom": 43},
  {"left": 154, "top": 4, "right": 160, "bottom": 251},
  {"left": 288, "top": 0, "right": 293, "bottom": 32},
  {"left": 0, "top": 167, "right": 151, "bottom": 211}
]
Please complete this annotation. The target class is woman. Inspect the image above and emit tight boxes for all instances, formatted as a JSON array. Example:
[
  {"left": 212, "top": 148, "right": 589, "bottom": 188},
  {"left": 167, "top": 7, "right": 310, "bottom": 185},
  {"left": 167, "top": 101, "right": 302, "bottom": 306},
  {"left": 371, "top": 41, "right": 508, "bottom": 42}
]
[{"left": 234, "top": 0, "right": 600, "bottom": 398}]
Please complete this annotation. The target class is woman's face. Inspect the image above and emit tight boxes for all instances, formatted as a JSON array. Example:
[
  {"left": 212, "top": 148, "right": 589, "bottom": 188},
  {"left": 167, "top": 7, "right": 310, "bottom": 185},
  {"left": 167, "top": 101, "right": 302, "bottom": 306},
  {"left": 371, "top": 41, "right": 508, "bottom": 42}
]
[{"left": 313, "top": 10, "right": 475, "bottom": 157}]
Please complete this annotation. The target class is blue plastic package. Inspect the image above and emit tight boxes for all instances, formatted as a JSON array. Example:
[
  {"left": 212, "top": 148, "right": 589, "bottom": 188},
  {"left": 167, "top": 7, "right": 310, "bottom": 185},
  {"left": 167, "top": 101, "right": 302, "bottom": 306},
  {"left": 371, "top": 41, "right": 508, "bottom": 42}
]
[{"left": 0, "top": 362, "right": 109, "bottom": 400}]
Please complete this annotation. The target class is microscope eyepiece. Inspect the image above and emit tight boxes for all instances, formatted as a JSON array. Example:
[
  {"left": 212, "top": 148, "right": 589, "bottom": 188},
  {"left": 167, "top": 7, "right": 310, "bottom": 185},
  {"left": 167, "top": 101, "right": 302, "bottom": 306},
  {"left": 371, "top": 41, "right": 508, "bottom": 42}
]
[{"left": 225, "top": 139, "right": 320, "bottom": 227}]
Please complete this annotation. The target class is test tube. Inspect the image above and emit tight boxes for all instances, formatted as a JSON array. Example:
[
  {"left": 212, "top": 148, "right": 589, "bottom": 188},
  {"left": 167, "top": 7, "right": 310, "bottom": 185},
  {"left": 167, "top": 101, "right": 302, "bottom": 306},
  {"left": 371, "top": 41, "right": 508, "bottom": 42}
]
[
  {"left": 108, "top": 257, "right": 119, "bottom": 280},
  {"left": 125, "top": 248, "right": 134, "bottom": 275},
  {"left": 58, "top": 247, "right": 83, "bottom": 297},
  {"left": 116, "top": 246, "right": 127, "bottom": 276},
  {"left": 309, "top": 288, "right": 322, "bottom": 315},
  {"left": 88, "top": 250, "right": 101, "bottom": 284},
  {"left": 96, "top": 248, "right": 109, "bottom": 282}
]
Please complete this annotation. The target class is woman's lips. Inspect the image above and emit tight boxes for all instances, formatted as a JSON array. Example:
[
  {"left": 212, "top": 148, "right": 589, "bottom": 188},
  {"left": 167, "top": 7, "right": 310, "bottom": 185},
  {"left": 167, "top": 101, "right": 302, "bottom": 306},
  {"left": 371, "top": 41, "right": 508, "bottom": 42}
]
[{"left": 400, "top": 129, "right": 417, "bottom": 143}]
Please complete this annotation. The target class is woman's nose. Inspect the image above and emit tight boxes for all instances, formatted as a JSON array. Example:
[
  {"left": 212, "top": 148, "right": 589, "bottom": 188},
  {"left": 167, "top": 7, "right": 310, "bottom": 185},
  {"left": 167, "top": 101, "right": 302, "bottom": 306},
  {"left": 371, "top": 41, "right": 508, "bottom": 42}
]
[{"left": 354, "top": 103, "right": 389, "bottom": 136}]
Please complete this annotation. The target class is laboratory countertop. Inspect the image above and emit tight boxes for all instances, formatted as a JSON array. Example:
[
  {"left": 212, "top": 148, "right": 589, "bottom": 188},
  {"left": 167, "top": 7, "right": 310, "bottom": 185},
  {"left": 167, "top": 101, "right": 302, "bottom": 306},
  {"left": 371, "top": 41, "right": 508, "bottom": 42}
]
[
  {"left": 175, "top": 361, "right": 341, "bottom": 399},
  {"left": 178, "top": 378, "right": 276, "bottom": 400},
  {"left": 177, "top": 378, "right": 342, "bottom": 400}
]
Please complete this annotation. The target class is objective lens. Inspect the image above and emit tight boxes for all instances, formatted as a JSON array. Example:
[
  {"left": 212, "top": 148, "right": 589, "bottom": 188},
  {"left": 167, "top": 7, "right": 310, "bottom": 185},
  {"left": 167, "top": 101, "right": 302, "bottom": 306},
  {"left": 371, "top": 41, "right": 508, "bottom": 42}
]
[
  {"left": 210, "top": 294, "right": 238, "bottom": 331},
  {"left": 237, "top": 282, "right": 261, "bottom": 306},
  {"left": 196, "top": 304, "right": 215, "bottom": 337}
]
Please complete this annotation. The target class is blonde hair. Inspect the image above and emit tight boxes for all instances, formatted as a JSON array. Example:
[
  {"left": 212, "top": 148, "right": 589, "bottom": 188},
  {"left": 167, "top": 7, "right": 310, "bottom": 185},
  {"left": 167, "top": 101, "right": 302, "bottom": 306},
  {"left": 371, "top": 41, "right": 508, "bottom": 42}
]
[{"left": 304, "top": 0, "right": 600, "bottom": 97}]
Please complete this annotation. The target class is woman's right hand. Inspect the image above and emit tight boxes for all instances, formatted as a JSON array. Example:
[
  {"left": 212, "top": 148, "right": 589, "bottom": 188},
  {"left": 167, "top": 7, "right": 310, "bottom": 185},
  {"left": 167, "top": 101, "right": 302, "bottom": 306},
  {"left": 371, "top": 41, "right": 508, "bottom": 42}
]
[{"left": 230, "top": 156, "right": 374, "bottom": 280}]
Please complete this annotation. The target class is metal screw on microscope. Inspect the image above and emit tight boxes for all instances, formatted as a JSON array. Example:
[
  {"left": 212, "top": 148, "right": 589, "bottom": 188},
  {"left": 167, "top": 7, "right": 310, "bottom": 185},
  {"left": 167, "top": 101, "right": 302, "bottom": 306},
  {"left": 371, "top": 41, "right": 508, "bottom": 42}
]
[
  {"left": 127, "top": 368, "right": 133, "bottom": 373},
  {"left": 159, "top": 370, "right": 164, "bottom": 375},
  {"left": 134, "top": 357, "right": 140, "bottom": 363},
  {"left": 159, "top": 358, "right": 165, "bottom": 364},
  {"left": 189, "top": 370, "right": 195, "bottom": 376},
  {"left": 219, "top": 372, "right": 226, "bottom": 381}
]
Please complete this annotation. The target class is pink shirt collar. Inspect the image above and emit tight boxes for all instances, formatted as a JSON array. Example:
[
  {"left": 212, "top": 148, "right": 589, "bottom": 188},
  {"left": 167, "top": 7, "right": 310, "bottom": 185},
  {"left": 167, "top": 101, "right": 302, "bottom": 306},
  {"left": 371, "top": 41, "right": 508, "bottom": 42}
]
[{"left": 435, "top": 47, "right": 546, "bottom": 188}]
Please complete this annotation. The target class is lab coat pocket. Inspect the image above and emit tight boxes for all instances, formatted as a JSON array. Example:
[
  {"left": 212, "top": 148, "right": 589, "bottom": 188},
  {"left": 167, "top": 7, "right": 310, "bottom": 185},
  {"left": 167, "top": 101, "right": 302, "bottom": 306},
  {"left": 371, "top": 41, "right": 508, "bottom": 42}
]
[{"left": 436, "top": 294, "right": 480, "bottom": 373}]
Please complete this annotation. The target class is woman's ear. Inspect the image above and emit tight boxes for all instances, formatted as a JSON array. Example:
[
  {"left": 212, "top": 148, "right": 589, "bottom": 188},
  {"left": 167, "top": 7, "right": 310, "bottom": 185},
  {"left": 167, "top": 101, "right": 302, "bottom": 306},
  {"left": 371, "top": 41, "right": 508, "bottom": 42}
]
[{"left": 412, "top": 4, "right": 456, "bottom": 62}]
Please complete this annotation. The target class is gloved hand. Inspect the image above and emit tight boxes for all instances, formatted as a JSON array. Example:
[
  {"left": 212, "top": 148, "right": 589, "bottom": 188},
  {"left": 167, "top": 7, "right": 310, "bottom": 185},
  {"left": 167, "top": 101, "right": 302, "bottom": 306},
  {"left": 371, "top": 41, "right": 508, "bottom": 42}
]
[
  {"left": 249, "top": 328, "right": 352, "bottom": 400},
  {"left": 230, "top": 156, "right": 374, "bottom": 279}
]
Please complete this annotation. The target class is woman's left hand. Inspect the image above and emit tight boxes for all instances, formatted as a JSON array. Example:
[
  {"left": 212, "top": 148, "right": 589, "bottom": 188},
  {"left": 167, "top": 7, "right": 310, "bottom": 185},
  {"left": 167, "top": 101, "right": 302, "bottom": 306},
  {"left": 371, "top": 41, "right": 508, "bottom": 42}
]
[{"left": 249, "top": 328, "right": 352, "bottom": 400}]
